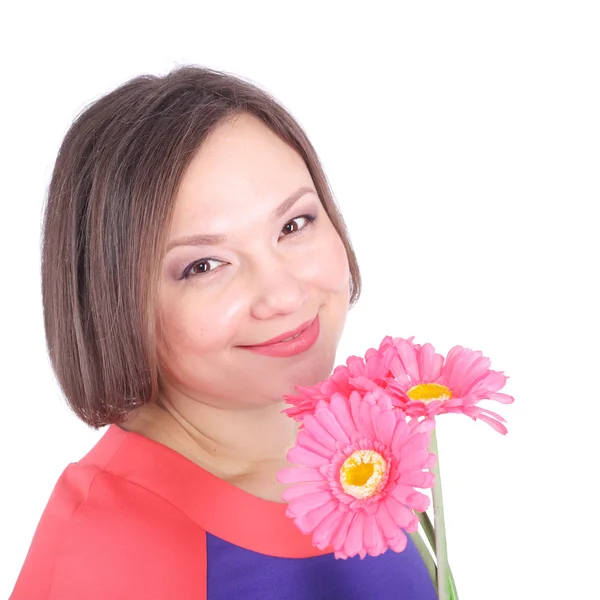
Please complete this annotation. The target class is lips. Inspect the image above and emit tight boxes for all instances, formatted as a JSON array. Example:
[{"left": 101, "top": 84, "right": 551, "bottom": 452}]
[
  {"left": 242, "top": 317, "right": 316, "bottom": 347},
  {"left": 240, "top": 315, "right": 320, "bottom": 357}
]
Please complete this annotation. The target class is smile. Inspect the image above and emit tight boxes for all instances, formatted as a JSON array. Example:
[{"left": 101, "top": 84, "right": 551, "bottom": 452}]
[{"left": 239, "top": 315, "right": 320, "bottom": 357}]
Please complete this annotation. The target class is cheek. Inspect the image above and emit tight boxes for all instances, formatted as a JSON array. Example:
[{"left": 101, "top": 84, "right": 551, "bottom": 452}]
[
  {"left": 311, "top": 228, "right": 351, "bottom": 292},
  {"left": 156, "top": 291, "right": 244, "bottom": 356}
]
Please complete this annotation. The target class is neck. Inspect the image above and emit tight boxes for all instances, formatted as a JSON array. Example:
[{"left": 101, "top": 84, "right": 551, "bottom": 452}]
[{"left": 120, "top": 389, "right": 299, "bottom": 483}]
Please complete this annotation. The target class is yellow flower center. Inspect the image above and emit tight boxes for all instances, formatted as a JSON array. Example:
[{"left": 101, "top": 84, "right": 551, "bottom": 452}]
[
  {"left": 340, "top": 450, "right": 388, "bottom": 500},
  {"left": 407, "top": 382, "right": 453, "bottom": 403}
]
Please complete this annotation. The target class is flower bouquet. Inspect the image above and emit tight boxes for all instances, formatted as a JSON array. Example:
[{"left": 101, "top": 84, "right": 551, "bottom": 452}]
[{"left": 277, "top": 336, "right": 514, "bottom": 599}]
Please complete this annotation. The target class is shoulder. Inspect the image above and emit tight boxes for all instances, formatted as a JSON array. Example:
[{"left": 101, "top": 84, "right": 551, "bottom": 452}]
[
  {"left": 57, "top": 462, "right": 205, "bottom": 551},
  {"left": 11, "top": 463, "right": 207, "bottom": 600}
]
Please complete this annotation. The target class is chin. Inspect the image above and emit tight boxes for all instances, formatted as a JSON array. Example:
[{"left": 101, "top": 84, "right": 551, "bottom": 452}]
[{"left": 288, "top": 342, "right": 337, "bottom": 391}]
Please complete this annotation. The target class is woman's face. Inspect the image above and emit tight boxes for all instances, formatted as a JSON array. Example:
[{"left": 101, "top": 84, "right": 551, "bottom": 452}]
[{"left": 157, "top": 113, "right": 351, "bottom": 409}]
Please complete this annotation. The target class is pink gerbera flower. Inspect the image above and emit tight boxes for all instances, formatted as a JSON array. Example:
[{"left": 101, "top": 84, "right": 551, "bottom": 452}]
[
  {"left": 284, "top": 334, "right": 513, "bottom": 433},
  {"left": 277, "top": 389, "right": 436, "bottom": 559},
  {"left": 283, "top": 340, "right": 409, "bottom": 422},
  {"left": 383, "top": 337, "right": 515, "bottom": 434}
]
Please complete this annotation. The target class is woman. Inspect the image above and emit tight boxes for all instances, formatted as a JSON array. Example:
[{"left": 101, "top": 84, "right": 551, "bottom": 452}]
[{"left": 11, "top": 65, "right": 437, "bottom": 599}]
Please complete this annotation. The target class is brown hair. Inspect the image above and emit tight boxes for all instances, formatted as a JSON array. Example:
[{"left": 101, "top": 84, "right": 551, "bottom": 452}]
[{"left": 42, "top": 65, "right": 362, "bottom": 430}]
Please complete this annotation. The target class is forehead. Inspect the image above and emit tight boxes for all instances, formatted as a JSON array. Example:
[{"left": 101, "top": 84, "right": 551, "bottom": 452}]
[{"left": 171, "top": 114, "right": 312, "bottom": 230}]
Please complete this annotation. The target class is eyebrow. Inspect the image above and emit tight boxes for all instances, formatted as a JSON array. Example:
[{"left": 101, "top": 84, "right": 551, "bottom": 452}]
[{"left": 166, "top": 186, "right": 317, "bottom": 252}]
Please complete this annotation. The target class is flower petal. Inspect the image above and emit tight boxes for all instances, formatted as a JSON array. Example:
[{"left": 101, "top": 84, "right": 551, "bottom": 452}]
[
  {"left": 472, "top": 406, "right": 507, "bottom": 422},
  {"left": 342, "top": 511, "right": 366, "bottom": 558},
  {"left": 395, "top": 338, "right": 421, "bottom": 382},
  {"left": 469, "top": 370, "right": 507, "bottom": 395},
  {"left": 442, "top": 345, "right": 469, "bottom": 384},
  {"left": 347, "top": 355, "right": 366, "bottom": 376},
  {"left": 294, "top": 498, "right": 338, "bottom": 534},
  {"left": 391, "top": 419, "right": 411, "bottom": 455},
  {"left": 281, "top": 481, "right": 329, "bottom": 503},
  {"left": 297, "top": 429, "right": 335, "bottom": 459},
  {"left": 462, "top": 405, "right": 509, "bottom": 434},
  {"left": 489, "top": 392, "right": 515, "bottom": 404},
  {"left": 287, "top": 446, "right": 329, "bottom": 468},
  {"left": 385, "top": 495, "right": 419, "bottom": 529},
  {"left": 303, "top": 413, "right": 337, "bottom": 450},
  {"left": 461, "top": 355, "right": 495, "bottom": 390},
  {"left": 329, "top": 393, "right": 357, "bottom": 439},
  {"left": 286, "top": 489, "right": 334, "bottom": 518},
  {"left": 316, "top": 403, "right": 351, "bottom": 444},
  {"left": 312, "top": 506, "right": 344, "bottom": 549},
  {"left": 398, "top": 433, "right": 433, "bottom": 467},
  {"left": 389, "top": 530, "right": 408, "bottom": 553},
  {"left": 416, "top": 343, "right": 444, "bottom": 382},
  {"left": 349, "top": 390, "right": 365, "bottom": 432},
  {"left": 332, "top": 511, "right": 356, "bottom": 553},
  {"left": 349, "top": 375, "right": 380, "bottom": 391},
  {"left": 445, "top": 348, "right": 488, "bottom": 392},
  {"left": 387, "top": 483, "right": 419, "bottom": 503},
  {"left": 414, "top": 417, "right": 436, "bottom": 435},
  {"left": 376, "top": 500, "right": 399, "bottom": 542},
  {"left": 477, "top": 413, "right": 509, "bottom": 434},
  {"left": 399, "top": 449, "right": 432, "bottom": 471},
  {"left": 372, "top": 404, "right": 396, "bottom": 447},
  {"left": 398, "top": 469, "right": 435, "bottom": 488},
  {"left": 359, "top": 397, "right": 377, "bottom": 439},
  {"left": 364, "top": 511, "right": 385, "bottom": 553},
  {"left": 406, "top": 491, "right": 430, "bottom": 512},
  {"left": 424, "top": 453, "right": 437, "bottom": 469}
]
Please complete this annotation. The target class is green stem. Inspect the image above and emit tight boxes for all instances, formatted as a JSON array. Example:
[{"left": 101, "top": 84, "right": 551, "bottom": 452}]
[
  {"left": 448, "top": 567, "right": 459, "bottom": 600},
  {"left": 430, "top": 427, "right": 450, "bottom": 600},
  {"left": 417, "top": 509, "right": 436, "bottom": 551},
  {"left": 408, "top": 531, "right": 437, "bottom": 592},
  {"left": 417, "top": 511, "right": 460, "bottom": 600}
]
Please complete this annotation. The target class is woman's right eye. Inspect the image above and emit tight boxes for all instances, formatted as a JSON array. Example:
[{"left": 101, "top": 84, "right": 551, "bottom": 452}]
[{"left": 181, "top": 258, "right": 224, "bottom": 280}]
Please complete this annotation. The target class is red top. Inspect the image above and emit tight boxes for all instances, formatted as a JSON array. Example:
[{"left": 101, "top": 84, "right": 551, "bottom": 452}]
[
  {"left": 10, "top": 424, "right": 436, "bottom": 599},
  {"left": 10, "top": 424, "right": 328, "bottom": 599}
]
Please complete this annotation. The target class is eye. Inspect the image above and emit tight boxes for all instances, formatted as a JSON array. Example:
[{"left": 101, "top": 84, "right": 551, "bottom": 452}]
[
  {"left": 280, "top": 214, "right": 316, "bottom": 238},
  {"left": 181, "top": 257, "right": 224, "bottom": 280}
]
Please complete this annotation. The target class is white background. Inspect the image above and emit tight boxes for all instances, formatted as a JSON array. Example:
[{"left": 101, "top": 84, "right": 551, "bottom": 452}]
[{"left": 1, "top": 1, "right": 599, "bottom": 598}]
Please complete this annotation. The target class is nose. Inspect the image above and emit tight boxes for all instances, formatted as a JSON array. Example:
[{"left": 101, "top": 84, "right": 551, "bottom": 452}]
[{"left": 248, "top": 254, "right": 309, "bottom": 320}]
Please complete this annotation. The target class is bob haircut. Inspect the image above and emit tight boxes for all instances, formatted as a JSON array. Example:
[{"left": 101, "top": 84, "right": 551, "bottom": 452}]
[{"left": 42, "top": 65, "right": 362, "bottom": 430}]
